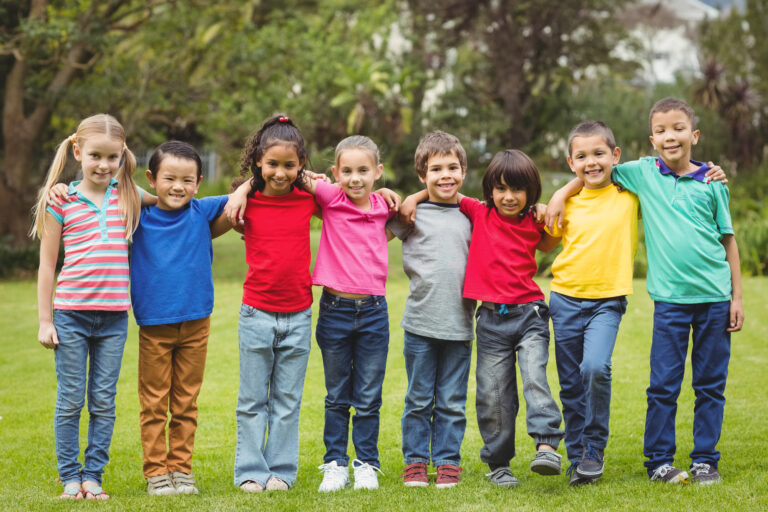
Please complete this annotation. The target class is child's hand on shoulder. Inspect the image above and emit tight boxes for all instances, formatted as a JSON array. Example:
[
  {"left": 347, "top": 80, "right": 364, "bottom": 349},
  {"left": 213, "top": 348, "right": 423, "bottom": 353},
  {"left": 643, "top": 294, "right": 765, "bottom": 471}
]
[
  {"left": 705, "top": 162, "right": 727, "bottom": 184},
  {"left": 375, "top": 188, "right": 401, "bottom": 212},
  {"left": 47, "top": 183, "right": 70, "bottom": 207},
  {"left": 532, "top": 203, "right": 547, "bottom": 223},
  {"left": 305, "top": 170, "right": 330, "bottom": 183}
]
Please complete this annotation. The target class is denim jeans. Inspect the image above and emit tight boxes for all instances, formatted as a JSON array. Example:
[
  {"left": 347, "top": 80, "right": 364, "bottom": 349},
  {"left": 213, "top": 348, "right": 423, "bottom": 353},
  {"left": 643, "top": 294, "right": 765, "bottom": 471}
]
[
  {"left": 644, "top": 300, "right": 731, "bottom": 474},
  {"left": 52, "top": 309, "right": 128, "bottom": 486},
  {"left": 316, "top": 291, "right": 389, "bottom": 467},
  {"left": 234, "top": 304, "right": 312, "bottom": 487},
  {"left": 549, "top": 292, "right": 627, "bottom": 463},
  {"left": 401, "top": 330, "right": 472, "bottom": 467},
  {"left": 475, "top": 302, "right": 563, "bottom": 466}
]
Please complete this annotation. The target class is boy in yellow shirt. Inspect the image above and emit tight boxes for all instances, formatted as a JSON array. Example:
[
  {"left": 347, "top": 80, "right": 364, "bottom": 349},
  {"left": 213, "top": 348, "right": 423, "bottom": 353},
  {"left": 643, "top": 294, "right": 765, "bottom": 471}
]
[{"left": 546, "top": 121, "right": 639, "bottom": 485}]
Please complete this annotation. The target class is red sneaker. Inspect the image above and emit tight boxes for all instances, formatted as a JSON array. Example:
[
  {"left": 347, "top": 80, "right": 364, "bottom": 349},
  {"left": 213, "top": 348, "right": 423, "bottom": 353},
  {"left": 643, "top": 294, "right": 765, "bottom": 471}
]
[
  {"left": 436, "top": 464, "right": 462, "bottom": 488},
  {"left": 401, "top": 462, "right": 429, "bottom": 487}
]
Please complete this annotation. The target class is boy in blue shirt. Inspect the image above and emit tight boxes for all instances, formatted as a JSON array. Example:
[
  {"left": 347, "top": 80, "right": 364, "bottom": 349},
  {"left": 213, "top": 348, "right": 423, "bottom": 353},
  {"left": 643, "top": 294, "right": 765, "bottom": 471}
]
[
  {"left": 130, "top": 141, "right": 233, "bottom": 496},
  {"left": 548, "top": 98, "right": 743, "bottom": 485}
]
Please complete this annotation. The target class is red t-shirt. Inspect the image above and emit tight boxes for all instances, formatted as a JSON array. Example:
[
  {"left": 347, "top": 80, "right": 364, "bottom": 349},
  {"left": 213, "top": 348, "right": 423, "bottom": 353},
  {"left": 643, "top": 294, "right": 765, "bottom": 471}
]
[
  {"left": 242, "top": 188, "right": 319, "bottom": 312},
  {"left": 460, "top": 197, "right": 545, "bottom": 304}
]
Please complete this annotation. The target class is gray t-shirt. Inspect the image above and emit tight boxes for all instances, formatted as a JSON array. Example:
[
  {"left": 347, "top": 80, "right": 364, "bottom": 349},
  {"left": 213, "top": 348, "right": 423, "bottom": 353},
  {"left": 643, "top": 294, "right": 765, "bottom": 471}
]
[{"left": 387, "top": 202, "right": 475, "bottom": 341}]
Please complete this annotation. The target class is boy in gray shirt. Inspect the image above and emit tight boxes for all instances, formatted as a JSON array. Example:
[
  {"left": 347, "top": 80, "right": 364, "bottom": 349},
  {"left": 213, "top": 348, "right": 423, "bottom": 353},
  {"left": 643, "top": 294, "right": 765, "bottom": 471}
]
[{"left": 388, "top": 131, "right": 475, "bottom": 488}]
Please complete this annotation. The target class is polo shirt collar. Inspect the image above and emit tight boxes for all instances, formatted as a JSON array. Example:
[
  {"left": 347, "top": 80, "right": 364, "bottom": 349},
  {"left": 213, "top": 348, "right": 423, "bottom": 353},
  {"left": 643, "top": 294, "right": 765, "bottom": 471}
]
[{"left": 656, "top": 157, "right": 709, "bottom": 182}]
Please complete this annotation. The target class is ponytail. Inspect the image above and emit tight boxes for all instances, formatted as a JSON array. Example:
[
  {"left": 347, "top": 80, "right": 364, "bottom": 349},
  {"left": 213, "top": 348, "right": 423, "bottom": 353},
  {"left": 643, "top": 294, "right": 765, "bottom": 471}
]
[
  {"left": 30, "top": 135, "right": 75, "bottom": 239},
  {"left": 117, "top": 145, "right": 141, "bottom": 241}
]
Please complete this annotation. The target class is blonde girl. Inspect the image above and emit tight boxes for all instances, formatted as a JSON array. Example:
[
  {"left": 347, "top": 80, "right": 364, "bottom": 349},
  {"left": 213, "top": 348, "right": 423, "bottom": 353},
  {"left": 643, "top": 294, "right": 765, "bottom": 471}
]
[{"left": 33, "top": 114, "right": 141, "bottom": 500}]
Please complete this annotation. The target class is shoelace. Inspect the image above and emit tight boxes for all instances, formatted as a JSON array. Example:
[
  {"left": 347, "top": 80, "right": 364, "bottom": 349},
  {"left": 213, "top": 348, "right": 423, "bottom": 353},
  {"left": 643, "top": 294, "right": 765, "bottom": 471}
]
[
  {"left": 654, "top": 464, "right": 674, "bottom": 478},
  {"left": 583, "top": 444, "right": 602, "bottom": 462},
  {"left": 318, "top": 462, "right": 344, "bottom": 473},
  {"left": 690, "top": 462, "right": 711, "bottom": 475},
  {"left": 566, "top": 462, "right": 578, "bottom": 477},
  {"left": 353, "top": 459, "right": 384, "bottom": 476},
  {"left": 485, "top": 467, "right": 513, "bottom": 478}
]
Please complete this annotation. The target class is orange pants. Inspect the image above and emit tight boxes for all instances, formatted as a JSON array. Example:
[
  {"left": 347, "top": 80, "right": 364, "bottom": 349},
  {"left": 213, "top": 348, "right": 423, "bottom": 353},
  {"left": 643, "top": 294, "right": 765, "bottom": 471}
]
[{"left": 138, "top": 317, "right": 209, "bottom": 478}]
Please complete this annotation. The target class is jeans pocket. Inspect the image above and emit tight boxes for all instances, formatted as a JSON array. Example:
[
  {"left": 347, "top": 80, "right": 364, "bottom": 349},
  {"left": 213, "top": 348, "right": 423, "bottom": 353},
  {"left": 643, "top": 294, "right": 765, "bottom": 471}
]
[
  {"left": 319, "top": 297, "right": 337, "bottom": 314},
  {"left": 534, "top": 301, "right": 550, "bottom": 321},
  {"left": 240, "top": 303, "right": 256, "bottom": 318},
  {"left": 615, "top": 297, "right": 628, "bottom": 315}
]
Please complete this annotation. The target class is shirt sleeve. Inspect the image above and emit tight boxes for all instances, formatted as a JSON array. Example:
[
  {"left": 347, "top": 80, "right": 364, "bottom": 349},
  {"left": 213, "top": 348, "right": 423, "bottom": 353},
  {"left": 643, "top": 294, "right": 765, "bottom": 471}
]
[
  {"left": 199, "top": 195, "right": 229, "bottom": 222},
  {"left": 459, "top": 196, "right": 483, "bottom": 222},
  {"left": 612, "top": 158, "right": 650, "bottom": 194},
  {"left": 711, "top": 183, "right": 734, "bottom": 235},
  {"left": 46, "top": 204, "right": 64, "bottom": 224},
  {"left": 386, "top": 216, "right": 412, "bottom": 241},
  {"left": 314, "top": 180, "right": 341, "bottom": 207}
]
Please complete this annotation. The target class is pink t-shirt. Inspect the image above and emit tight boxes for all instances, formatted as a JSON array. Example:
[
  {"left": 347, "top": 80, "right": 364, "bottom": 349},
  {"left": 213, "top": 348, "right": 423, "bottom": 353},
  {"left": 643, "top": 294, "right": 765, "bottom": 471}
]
[
  {"left": 460, "top": 196, "right": 545, "bottom": 304},
  {"left": 312, "top": 181, "right": 394, "bottom": 295}
]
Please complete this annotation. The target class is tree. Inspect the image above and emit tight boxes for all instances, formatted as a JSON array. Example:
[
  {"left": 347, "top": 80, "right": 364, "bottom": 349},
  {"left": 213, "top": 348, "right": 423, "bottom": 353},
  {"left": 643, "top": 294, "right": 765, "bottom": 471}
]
[{"left": 1, "top": 0, "right": 167, "bottom": 245}]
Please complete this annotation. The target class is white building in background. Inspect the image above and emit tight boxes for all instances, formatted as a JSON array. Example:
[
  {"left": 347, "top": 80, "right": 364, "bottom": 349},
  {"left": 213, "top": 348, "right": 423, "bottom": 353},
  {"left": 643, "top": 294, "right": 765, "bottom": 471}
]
[{"left": 615, "top": 0, "right": 721, "bottom": 84}]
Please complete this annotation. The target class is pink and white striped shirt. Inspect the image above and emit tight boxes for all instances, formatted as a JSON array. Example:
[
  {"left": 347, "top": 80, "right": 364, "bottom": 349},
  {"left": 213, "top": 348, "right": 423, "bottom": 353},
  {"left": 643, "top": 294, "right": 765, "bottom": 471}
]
[{"left": 46, "top": 179, "right": 131, "bottom": 311}]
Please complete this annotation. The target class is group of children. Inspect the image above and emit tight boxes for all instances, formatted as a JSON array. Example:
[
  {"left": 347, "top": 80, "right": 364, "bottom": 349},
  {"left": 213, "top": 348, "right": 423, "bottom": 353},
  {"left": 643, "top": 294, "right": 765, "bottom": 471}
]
[{"left": 33, "top": 97, "right": 742, "bottom": 499}]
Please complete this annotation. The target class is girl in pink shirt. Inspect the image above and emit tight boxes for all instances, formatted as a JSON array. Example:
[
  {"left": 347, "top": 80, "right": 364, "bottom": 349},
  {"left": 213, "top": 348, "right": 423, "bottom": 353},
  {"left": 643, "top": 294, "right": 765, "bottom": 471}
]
[{"left": 302, "top": 136, "right": 397, "bottom": 492}]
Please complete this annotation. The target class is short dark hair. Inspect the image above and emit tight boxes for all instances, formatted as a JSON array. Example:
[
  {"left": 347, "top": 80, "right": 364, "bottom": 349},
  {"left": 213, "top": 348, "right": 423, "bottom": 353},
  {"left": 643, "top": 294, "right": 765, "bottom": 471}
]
[
  {"left": 649, "top": 97, "right": 697, "bottom": 131},
  {"left": 567, "top": 120, "right": 617, "bottom": 155},
  {"left": 414, "top": 131, "right": 467, "bottom": 178},
  {"left": 148, "top": 140, "right": 203, "bottom": 179},
  {"left": 482, "top": 149, "right": 541, "bottom": 214},
  {"left": 239, "top": 114, "right": 308, "bottom": 194}
]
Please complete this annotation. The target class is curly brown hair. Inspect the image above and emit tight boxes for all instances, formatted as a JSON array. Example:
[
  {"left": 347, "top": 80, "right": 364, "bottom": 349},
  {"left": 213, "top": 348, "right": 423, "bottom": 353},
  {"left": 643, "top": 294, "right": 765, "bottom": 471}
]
[{"left": 239, "top": 115, "right": 308, "bottom": 195}]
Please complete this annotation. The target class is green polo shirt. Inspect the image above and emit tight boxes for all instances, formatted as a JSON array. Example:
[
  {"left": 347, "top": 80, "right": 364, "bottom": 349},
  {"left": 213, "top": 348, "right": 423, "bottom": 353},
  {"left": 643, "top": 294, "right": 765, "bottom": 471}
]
[{"left": 612, "top": 157, "right": 733, "bottom": 304}]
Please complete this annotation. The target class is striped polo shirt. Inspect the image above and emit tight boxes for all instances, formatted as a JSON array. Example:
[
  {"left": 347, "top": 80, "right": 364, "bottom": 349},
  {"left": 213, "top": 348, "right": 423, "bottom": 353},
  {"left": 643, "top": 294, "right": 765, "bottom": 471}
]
[{"left": 46, "top": 179, "right": 131, "bottom": 311}]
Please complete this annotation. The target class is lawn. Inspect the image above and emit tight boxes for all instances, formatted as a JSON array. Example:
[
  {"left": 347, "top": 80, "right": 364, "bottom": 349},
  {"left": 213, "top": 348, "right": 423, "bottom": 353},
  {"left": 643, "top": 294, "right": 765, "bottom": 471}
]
[{"left": 1, "top": 231, "right": 766, "bottom": 511}]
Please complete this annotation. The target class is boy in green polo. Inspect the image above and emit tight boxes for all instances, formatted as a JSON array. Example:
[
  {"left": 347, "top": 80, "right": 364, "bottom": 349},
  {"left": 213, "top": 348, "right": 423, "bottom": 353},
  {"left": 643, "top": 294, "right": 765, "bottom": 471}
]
[{"left": 548, "top": 98, "right": 743, "bottom": 486}]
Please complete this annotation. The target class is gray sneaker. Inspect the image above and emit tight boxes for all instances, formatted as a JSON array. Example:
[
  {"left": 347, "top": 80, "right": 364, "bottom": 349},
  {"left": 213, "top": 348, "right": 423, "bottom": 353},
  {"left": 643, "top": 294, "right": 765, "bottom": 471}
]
[
  {"left": 575, "top": 445, "right": 604, "bottom": 479},
  {"left": 170, "top": 472, "right": 198, "bottom": 495},
  {"left": 486, "top": 467, "right": 519, "bottom": 488},
  {"left": 650, "top": 464, "right": 689, "bottom": 484},
  {"left": 567, "top": 462, "right": 595, "bottom": 486},
  {"left": 690, "top": 463, "right": 720, "bottom": 485},
  {"left": 147, "top": 473, "right": 177, "bottom": 496},
  {"left": 530, "top": 450, "right": 562, "bottom": 475}
]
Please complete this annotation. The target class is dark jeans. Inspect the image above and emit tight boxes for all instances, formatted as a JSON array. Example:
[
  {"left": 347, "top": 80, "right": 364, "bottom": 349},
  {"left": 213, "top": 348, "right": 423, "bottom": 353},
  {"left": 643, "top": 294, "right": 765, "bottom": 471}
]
[
  {"left": 475, "top": 302, "right": 563, "bottom": 466},
  {"left": 550, "top": 292, "right": 627, "bottom": 463},
  {"left": 316, "top": 291, "right": 389, "bottom": 467},
  {"left": 644, "top": 300, "right": 731, "bottom": 474}
]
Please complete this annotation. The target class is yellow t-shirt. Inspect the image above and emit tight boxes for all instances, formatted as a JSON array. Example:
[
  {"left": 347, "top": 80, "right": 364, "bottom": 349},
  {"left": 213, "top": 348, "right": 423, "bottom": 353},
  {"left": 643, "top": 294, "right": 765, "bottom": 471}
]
[{"left": 547, "top": 185, "right": 639, "bottom": 299}]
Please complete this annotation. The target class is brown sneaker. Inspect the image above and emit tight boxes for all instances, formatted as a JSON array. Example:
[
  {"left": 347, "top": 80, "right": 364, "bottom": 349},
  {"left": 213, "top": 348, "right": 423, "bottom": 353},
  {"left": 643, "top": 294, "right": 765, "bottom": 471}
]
[
  {"left": 401, "top": 462, "right": 428, "bottom": 487},
  {"left": 435, "top": 465, "right": 462, "bottom": 489}
]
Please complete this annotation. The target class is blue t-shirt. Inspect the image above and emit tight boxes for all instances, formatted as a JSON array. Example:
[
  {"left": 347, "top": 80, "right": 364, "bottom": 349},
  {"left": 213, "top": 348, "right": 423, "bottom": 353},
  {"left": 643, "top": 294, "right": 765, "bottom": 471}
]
[{"left": 130, "top": 196, "right": 228, "bottom": 325}]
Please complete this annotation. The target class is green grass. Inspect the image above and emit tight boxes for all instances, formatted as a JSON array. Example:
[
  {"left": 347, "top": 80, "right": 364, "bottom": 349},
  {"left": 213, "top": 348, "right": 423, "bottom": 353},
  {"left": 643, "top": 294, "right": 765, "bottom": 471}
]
[{"left": 1, "top": 231, "right": 767, "bottom": 511}]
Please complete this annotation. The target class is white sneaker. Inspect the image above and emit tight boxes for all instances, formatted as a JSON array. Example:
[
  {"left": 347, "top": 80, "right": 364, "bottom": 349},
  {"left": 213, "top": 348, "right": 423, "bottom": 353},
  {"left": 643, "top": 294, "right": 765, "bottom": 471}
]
[
  {"left": 318, "top": 461, "right": 349, "bottom": 492},
  {"left": 352, "top": 459, "right": 382, "bottom": 490}
]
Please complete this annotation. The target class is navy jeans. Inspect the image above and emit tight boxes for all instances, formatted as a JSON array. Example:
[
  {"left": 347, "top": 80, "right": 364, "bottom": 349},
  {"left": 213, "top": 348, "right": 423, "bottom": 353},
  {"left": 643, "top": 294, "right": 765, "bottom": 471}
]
[
  {"left": 644, "top": 300, "right": 731, "bottom": 474},
  {"left": 475, "top": 302, "right": 563, "bottom": 466},
  {"left": 52, "top": 309, "right": 128, "bottom": 486},
  {"left": 401, "top": 330, "right": 472, "bottom": 467},
  {"left": 549, "top": 292, "right": 627, "bottom": 463},
  {"left": 316, "top": 291, "right": 389, "bottom": 467}
]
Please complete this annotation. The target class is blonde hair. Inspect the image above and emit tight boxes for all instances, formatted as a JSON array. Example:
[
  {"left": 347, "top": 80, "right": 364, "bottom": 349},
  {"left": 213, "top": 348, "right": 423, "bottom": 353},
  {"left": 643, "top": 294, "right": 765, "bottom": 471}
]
[
  {"left": 334, "top": 135, "right": 380, "bottom": 168},
  {"left": 30, "top": 114, "right": 140, "bottom": 240}
]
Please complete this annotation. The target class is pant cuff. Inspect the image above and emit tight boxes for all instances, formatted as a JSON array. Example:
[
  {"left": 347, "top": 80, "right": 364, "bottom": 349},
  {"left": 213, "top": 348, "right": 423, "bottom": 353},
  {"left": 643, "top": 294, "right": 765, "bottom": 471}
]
[
  {"left": 432, "top": 459, "right": 460, "bottom": 467},
  {"left": 534, "top": 435, "right": 562, "bottom": 449},
  {"left": 403, "top": 457, "right": 429, "bottom": 465}
]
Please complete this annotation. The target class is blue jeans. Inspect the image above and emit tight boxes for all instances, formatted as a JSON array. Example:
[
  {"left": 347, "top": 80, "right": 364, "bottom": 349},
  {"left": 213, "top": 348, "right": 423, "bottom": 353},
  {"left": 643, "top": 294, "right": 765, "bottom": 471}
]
[
  {"left": 234, "top": 304, "right": 312, "bottom": 487},
  {"left": 644, "top": 300, "right": 731, "bottom": 474},
  {"left": 401, "top": 331, "right": 472, "bottom": 467},
  {"left": 549, "top": 292, "right": 627, "bottom": 463},
  {"left": 52, "top": 309, "right": 128, "bottom": 486},
  {"left": 316, "top": 291, "right": 389, "bottom": 467},
  {"left": 475, "top": 302, "right": 563, "bottom": 466}
]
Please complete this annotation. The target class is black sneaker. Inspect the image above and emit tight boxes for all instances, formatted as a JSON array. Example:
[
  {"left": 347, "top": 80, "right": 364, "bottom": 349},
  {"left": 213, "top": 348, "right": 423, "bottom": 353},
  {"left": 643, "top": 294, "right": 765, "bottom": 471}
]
[
  {"left": 575, "top": 444, "right": 604, "bottom": 480},
  {"left": 650, "top": 464, "right": 689, "bottom": 484},
  {"left": 566, "top": 462, "right": 595, "bottom": 486},
  {"left": 690, "top": 463, "right": 720, "bottom": 485}
]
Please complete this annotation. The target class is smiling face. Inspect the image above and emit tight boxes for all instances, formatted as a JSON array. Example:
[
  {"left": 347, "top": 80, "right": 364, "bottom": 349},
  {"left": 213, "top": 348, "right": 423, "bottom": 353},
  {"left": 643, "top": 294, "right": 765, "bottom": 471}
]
[
  {"left": 649, "top": 109, "right": 700, "bottom": 171},
  {"left": 492, "top": 177, "right": 527, "bottom": 218},
  {"left": 331, "top": 148, "right": 383, "bottom": 208},
  {"left": 420, "top": 153, "right": 465, "bottom": 203},
  {"left": 73, "top": 134, "right": 124, "bottom": 190},
  {"left": 567, "top": 134, "right": 621, "bottom": 189},
  {"left": 147, "top": 156, "right": 201, "bottom": 210},
  {"left": 258, "top": 143, "right": 303, "bottom": 196}
]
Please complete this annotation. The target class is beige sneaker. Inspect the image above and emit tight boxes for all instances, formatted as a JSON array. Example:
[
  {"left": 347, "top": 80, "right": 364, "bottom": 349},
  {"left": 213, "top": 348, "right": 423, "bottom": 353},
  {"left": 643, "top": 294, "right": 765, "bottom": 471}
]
[
  {"left": 170, "top": 472, "right": 199, "bottom": 495},
  {"left": 240, "top": 480, "right": 264, "bottom": 493},
  {"left": 265, "top": 477, "right": 289, "bottom": 491},
  {"left": 147, "top": 473, "right": 177, "bottom": 496}
]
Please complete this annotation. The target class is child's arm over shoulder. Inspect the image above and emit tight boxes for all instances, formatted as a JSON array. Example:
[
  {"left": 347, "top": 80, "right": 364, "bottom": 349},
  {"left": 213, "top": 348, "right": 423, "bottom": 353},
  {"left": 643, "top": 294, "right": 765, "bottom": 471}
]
[
  {"left": 399, "top": 189, "right": 429, "bottom": 225},
  {"left": 374, "top": 188, "right": 401, "bottom": 212},
  {"left": 536, "top": 232, "right": 561, "bottom": 253},
  {"left": 723, "top": 234, "right": 744, "bottom": 332},
  {"left": 545, "top": 178, "right": 582, "bottom": 231},
  {"left": 37, "top": 212, "right": 62, "bottom": 349}
]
